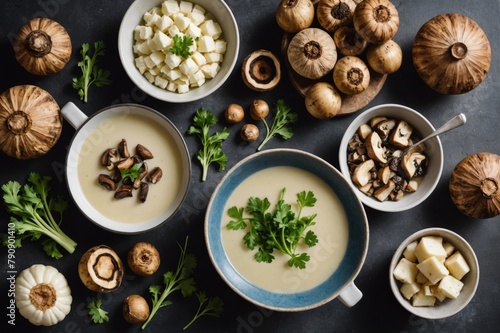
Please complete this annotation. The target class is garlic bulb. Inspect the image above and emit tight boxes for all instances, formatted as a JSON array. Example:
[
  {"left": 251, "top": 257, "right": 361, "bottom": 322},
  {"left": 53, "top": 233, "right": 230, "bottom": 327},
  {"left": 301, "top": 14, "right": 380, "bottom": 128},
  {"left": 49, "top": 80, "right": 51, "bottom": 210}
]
[
  {"left": 0, "top": 85, "right": 62, "bottom": 159},
  {"left": 15, "top": 264, "right": 72, "bottom": 326},
  {"left": 13, "top": 18, "right": 72, "bottom": 75}
]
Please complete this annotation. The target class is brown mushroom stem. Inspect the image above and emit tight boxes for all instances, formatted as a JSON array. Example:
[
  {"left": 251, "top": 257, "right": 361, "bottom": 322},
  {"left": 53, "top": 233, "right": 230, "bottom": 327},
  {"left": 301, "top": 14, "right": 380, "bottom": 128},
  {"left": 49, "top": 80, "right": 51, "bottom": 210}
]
[
  {"left": 374, "top": 4, "right": 392, "bottom": 23},
  {"left": 7, "top": 111, "right": 32, "bottom": 134},
  {"left": 450, "top": 42, "right": 468, "bottom": 60},
  {"left": 481, "top": 178, "right": 498, "bottom": 198},
  {"left": 25, "top": 30, "right": 52, "bottom": 57}
]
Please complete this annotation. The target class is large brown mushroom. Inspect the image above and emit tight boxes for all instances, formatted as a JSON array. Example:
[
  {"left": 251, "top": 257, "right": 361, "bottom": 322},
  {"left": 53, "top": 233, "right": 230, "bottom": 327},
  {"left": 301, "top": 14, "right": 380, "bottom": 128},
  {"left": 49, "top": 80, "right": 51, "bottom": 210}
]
[
  {"left": 13, "top": 18, "right": 72, "bottom": 75},
  {"left": 412, "top": 13, "right": 491, "bottom": 94},
  {"left": 78, "top": 245, "right": 124, "bottom": 292},
  {"left": 0, "top": 85, "right": 62, "bottom": 159}
]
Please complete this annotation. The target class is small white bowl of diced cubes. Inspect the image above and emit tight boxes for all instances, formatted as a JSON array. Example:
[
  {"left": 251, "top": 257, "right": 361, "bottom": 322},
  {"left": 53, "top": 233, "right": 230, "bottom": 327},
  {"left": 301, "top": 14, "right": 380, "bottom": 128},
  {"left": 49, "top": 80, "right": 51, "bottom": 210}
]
[
  {"left": 118, "top": 0, "right": 239, "bottom": 103},
  {"left": 390, "top": 228, "right": 479, "bottom": 319}
]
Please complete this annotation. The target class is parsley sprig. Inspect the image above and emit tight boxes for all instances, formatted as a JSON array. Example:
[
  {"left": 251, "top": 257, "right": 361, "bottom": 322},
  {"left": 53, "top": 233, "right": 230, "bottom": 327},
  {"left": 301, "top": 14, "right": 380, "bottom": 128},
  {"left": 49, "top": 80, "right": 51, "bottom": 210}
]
[
  {"left": 227, "top": 188, "right": 319, "bottom": 269},
  {"left": 120, "top": 163, "right": 143, "bottom": 181},
  {"left": 187, "top": 108, "right": 230, "bottom": 181},
  {"left": 142, "top": 237, "right": 197, "bottom": 330},
  {"left": 72, "top": 40, "right": 111, "bottom": 103},
  {"left": 183, "top": 292, "right": 224, "bottom": 330},
  {"left": 170, "top": 35, "right": 194, "bottom": 59},
  {"left": 1, "top": 172, "right": 76, "bottom": 259},
  {"left": 257, "top": 99, "right": 298, "bottom": 151}
]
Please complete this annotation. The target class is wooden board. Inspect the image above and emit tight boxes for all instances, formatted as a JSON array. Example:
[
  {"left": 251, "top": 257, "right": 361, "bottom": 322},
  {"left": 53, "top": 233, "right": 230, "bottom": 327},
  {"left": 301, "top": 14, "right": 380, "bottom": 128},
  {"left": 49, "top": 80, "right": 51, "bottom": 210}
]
[{"left": 281, "top": 33, "right": 387, "bottom": 116}]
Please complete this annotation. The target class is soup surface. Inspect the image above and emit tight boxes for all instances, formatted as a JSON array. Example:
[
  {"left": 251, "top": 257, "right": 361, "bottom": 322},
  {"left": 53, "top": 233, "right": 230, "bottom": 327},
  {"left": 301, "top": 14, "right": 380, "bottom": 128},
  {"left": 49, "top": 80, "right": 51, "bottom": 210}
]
[
  {"left": 77, "top": 113, "right": 183, "bottom": 223},
  {"left": 222, "top": 166, "right": 349, "bottom": 293}
]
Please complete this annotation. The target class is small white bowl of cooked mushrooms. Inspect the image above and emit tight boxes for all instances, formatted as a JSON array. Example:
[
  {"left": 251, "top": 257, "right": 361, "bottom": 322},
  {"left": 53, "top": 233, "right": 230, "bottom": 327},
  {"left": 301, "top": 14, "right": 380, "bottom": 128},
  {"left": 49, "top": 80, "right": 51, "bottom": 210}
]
[{"left": 338, "top": 104, "right": 443, "bottom": 212}]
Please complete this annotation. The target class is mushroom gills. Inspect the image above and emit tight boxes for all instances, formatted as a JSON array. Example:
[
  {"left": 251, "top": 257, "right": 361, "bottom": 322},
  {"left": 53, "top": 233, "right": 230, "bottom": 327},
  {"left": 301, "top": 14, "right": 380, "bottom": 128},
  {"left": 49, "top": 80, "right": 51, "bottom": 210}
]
[{"left": 78, "top": 245, "right": 124, "bottom": 292}]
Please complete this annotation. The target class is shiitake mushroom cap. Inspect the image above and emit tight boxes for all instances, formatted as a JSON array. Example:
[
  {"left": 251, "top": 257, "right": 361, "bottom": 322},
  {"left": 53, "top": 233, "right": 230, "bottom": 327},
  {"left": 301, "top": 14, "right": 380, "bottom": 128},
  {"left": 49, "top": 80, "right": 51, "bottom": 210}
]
[{"left": 242, "top": 50, "right": 281, "bottom": 92}]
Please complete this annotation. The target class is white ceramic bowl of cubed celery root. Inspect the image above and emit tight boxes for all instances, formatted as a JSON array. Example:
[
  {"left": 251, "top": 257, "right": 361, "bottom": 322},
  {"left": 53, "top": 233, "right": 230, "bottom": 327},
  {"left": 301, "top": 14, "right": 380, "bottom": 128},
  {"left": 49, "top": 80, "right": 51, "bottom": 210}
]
[
  {"left": 118, "top": 0, "right": 239, "bottom": 103},
  {"left": 389, "top": 228, "right": 479, "bottom": 319}
]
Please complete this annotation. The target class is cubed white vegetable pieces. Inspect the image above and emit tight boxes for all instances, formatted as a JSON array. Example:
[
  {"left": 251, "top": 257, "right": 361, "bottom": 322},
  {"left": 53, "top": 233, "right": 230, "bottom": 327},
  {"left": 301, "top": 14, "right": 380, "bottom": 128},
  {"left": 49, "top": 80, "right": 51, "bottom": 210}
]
[
  {"left": 445, "top": 251, "right": 470, "bottom": 280},
  {"left": 393, "top": 235, "right": 470, "bottom": 307},
  {"left": 393, "top": 258, "right": 418, "bottom": 284},
  {"left": 416, "top": 256, "right": 449, "bottom": 285},
  {"left": 133, "top": 0, "right": 226, "bottom": 93}
]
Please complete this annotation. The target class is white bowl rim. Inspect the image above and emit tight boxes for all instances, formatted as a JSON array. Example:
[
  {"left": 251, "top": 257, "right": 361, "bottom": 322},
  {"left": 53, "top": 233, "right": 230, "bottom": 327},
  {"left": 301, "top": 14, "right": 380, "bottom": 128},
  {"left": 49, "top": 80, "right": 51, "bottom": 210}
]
[
  {"left": 389, "top": 227, "right": 480, "bottom": 319},
  {"left": 64, "top": 103, "right": 191, "bottom": 234},
  {"left": 205, "top": 148, "right": 369, "bottom": 311},
  {"left": 338, "top": 103, "right": 444, "bottom": 212},
  {"left": 117, "top": 0, "right": 240, "bottom": 103}
]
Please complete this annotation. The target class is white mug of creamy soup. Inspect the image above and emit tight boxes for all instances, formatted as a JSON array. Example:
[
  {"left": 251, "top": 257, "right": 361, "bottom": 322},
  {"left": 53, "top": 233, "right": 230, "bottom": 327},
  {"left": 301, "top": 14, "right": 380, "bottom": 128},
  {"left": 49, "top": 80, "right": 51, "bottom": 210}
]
[
  {"left": 205, "top": 149, "right": 369, "bottom": 311},
  {"left": 61, "top": 102, "right": 191, "bottom": 234}
]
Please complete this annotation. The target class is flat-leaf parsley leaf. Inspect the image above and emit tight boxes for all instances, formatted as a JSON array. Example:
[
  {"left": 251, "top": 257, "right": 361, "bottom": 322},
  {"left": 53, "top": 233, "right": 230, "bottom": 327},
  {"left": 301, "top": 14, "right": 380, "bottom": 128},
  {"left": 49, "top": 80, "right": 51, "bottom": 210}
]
[
  {"left": 187, "top": 108, "right": 230, "bottom": 181},
  {"left": 87, "top": 299, "right": 109, "bottom": 324},
  {"left": 227, "top": 188, "right": 318, "bottom": 269},
  {"left": 170, "top": 35, "right": 194, "bottom": 59}
]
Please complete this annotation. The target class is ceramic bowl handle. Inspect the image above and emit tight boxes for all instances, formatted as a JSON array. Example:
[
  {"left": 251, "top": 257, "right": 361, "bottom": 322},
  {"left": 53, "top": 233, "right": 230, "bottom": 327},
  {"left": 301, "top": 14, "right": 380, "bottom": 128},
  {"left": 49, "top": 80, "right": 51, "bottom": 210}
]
[
  {"left": 338, "top": 282, "right": 363, "bottom": 307},
  {"left": 61, "top": 102, "right": 88, "bottom": 130}
]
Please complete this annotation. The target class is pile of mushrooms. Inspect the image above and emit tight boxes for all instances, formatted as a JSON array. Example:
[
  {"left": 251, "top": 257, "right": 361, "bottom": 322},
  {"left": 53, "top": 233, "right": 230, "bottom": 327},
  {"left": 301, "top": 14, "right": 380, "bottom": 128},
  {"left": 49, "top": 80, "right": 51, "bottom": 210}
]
[
  {"left": 276, "top": 0, "right": 402, "bottom": 119},
  {"left": 98, "top": 139, "right": 163, "bottom": 203},
  {"left": 347, "top": 116, "right": 427, "bottom": 202}
]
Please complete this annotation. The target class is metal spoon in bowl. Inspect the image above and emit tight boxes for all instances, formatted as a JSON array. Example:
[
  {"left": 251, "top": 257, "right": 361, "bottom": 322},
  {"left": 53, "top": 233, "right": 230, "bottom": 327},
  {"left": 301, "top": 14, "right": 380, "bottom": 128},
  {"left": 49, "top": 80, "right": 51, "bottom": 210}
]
[{"left": 403, "top": 113, "right": 467, "bottom": 155}]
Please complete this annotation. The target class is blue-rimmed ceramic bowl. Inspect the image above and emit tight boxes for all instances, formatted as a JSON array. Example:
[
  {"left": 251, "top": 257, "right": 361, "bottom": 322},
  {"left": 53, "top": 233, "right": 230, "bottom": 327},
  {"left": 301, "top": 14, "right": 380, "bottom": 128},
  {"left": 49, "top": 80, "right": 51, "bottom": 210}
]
[{"left": 205, "top": 149, "right": 369, "bottom": 311}]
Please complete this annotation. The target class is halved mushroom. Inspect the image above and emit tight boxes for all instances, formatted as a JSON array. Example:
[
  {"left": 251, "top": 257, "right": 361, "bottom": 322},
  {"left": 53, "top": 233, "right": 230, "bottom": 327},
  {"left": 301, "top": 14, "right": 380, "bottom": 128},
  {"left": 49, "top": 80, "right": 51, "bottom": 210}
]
[
  {"left": 78, "top": 245, "right": 124, "bottom": 292},
  {"left": 369, "top": 116, "right": 387, "bottom": 128},
  {"left": 117, "top": 156, "right": 134, "bottom": 171},
  {"left": 115, "top": 185, "right": 133, "bottom": 199},
  {"left": 365, "top": 131, "right": 387, "bottom": 164},
  {"left": 118, "top": 139, "right": 130, "bottom": 158},
  {"left": 357, "top": 123, "right": 372, "bottom": 141},
  {"left": 375, "top": 118, "right": 396, "bottom": 138},
  {"left": 389, "top": 120, "right": 413, "bottom": 147},
  {"left": 406, "top": 179, "right": 419, "bottom": 192},
  {"left": 101, "top": 148, "right": 119, "bottom": 170},
  {"left": 242, "top": 49, "right": 281, "bottom": 92},
  {"left": 352, "top": 159, "right": 375, "bottom": 187},
  {"left": 402, "top": 151, "right": 426, "bottom": 178},
  {"left": 98, "top": 174, "right": 117, "bottom": 191},
  {"left": 147, "top": 167, "right": 163, "bottom": 184},
  {"left": 136, "top": 144, "right": 154, "bottom": 160},
  {"left": 378, "top": 165, "right": 391, "bottom": 184},
  {"left": 373, "top": 179, "right": 396, "bottom": 202}
]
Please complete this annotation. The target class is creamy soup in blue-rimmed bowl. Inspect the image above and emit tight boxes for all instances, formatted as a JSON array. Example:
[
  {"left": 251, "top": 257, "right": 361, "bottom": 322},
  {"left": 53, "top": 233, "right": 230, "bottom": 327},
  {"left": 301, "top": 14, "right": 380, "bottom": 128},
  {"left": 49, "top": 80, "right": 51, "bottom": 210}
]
[{"left": 205, "top": 148, "right": 369, "bottom": 311}]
